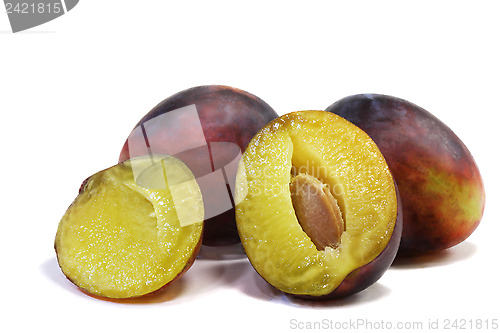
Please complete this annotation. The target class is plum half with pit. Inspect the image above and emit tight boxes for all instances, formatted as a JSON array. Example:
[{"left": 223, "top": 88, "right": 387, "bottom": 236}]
[
  {"left": 119, "top": 85, "right": 278, "bottom": 246},
  {"left": 55, "top": 155, "right": 204, "bottom": 299},
  {"left": 235, "top": 111, "right": 401, "bottom": 299},
  {"left": 327, "top": 94, "right": 485, "bottom": 256}
]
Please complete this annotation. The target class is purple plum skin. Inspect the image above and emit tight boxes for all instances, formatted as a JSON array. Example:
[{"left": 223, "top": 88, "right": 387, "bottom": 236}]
[
  {"left": 327, "top": 94, "right": 485, "bottom": 256},
  {"left": 120, "top": 85, "right": 278, "bottom": 246}
]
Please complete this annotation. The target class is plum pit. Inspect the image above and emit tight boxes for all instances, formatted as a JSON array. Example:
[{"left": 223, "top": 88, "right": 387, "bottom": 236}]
[{"left": 290, "top": 173, "right": 345, "bottom": 250}]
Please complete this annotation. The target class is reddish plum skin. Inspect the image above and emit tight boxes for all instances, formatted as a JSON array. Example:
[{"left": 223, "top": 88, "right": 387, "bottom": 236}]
[
  {"left": 120, "top": 85, "right": 278, "bottom": 246},
  {"left": 326, "top": 94, "right": 485, "bottom": 256}
]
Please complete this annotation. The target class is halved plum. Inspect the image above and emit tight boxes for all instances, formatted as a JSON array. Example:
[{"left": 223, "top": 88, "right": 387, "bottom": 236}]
[
  {"left": 235, "top": 111, "right": 401, "bottom": 298},
  {"left": 55, "top": 155, "right": 204, "bottom": 299}
]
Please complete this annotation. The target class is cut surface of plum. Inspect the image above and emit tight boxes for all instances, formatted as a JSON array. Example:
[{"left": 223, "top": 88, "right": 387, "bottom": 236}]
[
  {"left": 55, "top": 155, "right": 203, "bottom": 298},
  {"left": 235, "top": 111, "right": 399, "bottom": 298}
]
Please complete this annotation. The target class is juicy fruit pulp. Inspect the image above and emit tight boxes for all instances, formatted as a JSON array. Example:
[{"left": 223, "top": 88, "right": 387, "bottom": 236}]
[
  {"left": 55, "top": 156, "right": 204, "bottom": 298},
  {"left": 236, "top": 111, "right": 399, "bottom": 297},
  {"left": 326, "top": 94, "right": 485, "bottom": 255}
]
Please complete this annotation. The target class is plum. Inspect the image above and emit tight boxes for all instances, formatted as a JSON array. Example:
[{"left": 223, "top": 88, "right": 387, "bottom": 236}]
[
  {"left": 235, "top": 111, "right": 401, "bottom": 298},
  {"left": 326, "top": 94, "right": 485, "bottom": 256},
  {"left": 119, "top": 85, "right": 278, "bottom": 246},
  {"left": 55, "top": 155, "right": 204, "bottom": 298}
]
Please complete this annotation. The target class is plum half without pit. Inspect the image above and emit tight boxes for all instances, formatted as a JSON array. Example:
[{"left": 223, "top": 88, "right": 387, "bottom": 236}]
[
  {"left": 235, "top": 111, "right": 402, "bottom": 299},
  {"left": 55, "top": 155, "right": 204, "bottom": 299}
]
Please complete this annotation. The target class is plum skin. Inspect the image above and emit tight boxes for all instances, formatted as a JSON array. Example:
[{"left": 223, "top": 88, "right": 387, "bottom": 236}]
[
  {"left": 326, "top": 94, "right": 485, "bottom": 256},
  {"left": 119, "top": 85, "right": 278, "bottom": 246}
]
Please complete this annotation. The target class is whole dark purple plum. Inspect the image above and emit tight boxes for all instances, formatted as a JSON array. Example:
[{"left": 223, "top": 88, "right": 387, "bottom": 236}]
[
  {"left": 326, "top": 94, "right": 485, "bottom": 256},
  {"left": 120, "top": 85, "right": 278, "bottom": 246}
]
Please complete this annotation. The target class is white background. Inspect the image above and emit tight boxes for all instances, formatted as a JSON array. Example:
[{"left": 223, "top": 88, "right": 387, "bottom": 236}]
[{"left": 1, "top": 1, "right": 499, "bottom": 332}]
